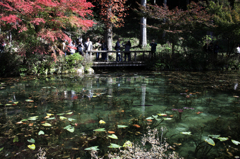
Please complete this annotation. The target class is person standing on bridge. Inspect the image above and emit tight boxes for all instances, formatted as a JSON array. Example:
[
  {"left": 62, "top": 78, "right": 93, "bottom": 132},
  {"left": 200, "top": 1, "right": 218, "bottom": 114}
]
[
  {"left": 84, "top": 37, "right": 93, "bottom": 55},
  {"left": 115, "top": 38, "right": 121, "bottom": 62},
  {"left": 101, "top": 39, "right": 108, "bottom": 61},
  {"left": 123, "top": 40, "right": 131, "bottom": 62},
  {"left": 150, "top": 39, "right": 157, "bottom": 58}
]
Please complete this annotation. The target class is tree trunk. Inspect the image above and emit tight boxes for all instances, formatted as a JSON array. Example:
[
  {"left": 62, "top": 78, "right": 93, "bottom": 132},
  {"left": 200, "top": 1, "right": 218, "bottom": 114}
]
[
  {"left": 140, "top": 0, "right": 147, "bottom": 48},
  {"left": 106, "top": 25, "right": 113, "bottom": 51}
]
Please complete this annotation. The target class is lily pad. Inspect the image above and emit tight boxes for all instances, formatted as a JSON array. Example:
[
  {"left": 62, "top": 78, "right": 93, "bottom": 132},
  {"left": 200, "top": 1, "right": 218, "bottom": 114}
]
[
  {"left": 66, "top": 112, "right": 73, "bottom": 115},
  {"left": 146, "top": 117, "right": 154, "bottom": 120},
  {"left": 47, "top": 117, "right": 56, "bottom": 120},
  {"left": 13, "top": 136, "right": 19, "bottom": 143},
  {"left": 93, "top": 128, "right": 105, "bottom": 132},
  {"left": 84, "top": 146, "right": 99, "bottom": 151},
  {"left": 163, "top": 118, "right": 172, "bottom": 120},
  {"left": 64, "top": 125, "right": 75, "bottom": 133},
  {"left": 158, "top": 113, "right": 167, "bottom": 116},
  {"left": 218, "top": 137, "right": 228, "bottom": 141},
  {"left": 27, "top": 138, "right": 35, "bottom": 143},
  {"left": 117, "top": 125, "right": 128, "bottom": 128},
  {"left": 42, "top": 123, "right": 51, "bottom": 127},
  {"left": 38, "top": 130, "right": 45, "bottom": 135},
  {"left": 21, "top": 119, "right": 28, "bottom": 122},
  {"left": 232, "top": 139, "right": 240, "bottom": 145},
  {"left": 25, "top": 99, "right": 34, "bottom": 102},
  {"left": 68, "top": 118, "right": 76, "bottom": 122},
  {"left": 57, "top": 113, "right": 65, "bottom": 115},
  {"left": 46, "top": 113, "right": 54, "bottom": 116},
  {"left": 107, "top": 95, "right": 112, "bottom": 98},
  {"left": 60, "top": 116, "right": 67, "bottom": 120},
  {"left": 205, "top": 138, "right": 215, "bottom": 146},
  {"left": 108, "top": 143, "right": 122, "bottom": 149},
  {"left": 180, "top": 132, "right": 191, "bottom": 135},
  {"left": 208, "top": 135, "right": 220, "bottom": 139},
  {"left": 99, "top": 120, "right": 106, "bottom": 124},
  {"left": 28, "top": 144, "right": 36, "bottom": 150},
  {"left": 28, "top": 116, "right": 38, "bottom": 121},
  {"left": 108, "top": 134, "right": 118, "bottom": 139}
]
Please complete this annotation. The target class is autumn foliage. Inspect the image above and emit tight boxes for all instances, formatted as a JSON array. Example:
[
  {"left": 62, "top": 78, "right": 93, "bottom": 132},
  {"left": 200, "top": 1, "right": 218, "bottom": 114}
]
[
  {"left": 0, "top": 0, "right": 95, "bottom": 57},
  {"left": 92, "top": 0, "right": 128, "bottom": 28}
]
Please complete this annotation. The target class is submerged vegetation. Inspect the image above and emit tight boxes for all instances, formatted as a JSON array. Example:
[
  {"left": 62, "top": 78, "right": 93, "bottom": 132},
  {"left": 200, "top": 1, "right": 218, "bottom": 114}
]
[{"left": 0, "top": 71, "right": 239, "bottom": 158}]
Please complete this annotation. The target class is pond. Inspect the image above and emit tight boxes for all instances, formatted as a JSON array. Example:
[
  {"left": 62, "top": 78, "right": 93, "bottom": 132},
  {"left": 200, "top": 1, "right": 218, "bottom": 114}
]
[{"left": 0, "top": 71, "right": 240, "bottom": 159}]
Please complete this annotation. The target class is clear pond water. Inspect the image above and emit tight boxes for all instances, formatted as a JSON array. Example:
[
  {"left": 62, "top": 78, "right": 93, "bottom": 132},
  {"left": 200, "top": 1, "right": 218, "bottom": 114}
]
[{"left": 0, "top": 71, "right": 240, "bottom": 158}]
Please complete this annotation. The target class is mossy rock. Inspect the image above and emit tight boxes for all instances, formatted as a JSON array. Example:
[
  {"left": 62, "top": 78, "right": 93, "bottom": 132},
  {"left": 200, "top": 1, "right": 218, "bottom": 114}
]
[{"left": 85, "top": 67, "right": 94, "bottom": 74}]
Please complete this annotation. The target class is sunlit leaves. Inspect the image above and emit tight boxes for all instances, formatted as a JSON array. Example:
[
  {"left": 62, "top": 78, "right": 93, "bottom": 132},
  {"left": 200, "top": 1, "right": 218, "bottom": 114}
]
[
  {"left": 232, "top": 140, "right": 240, "bottom": 145},
  {"left": 38, "top": 130, "right": 45, "bottom": 135},
  {"left": 108, "top": 134, "right": 118, "bottom": 139},
  {"left": 63, "top": 125, "right": 75, "bottom": 133},
  {"left": 108, "top": 143, "right": 122, "bottom": 149},
  {"left": 0, "top": 147, "right": 3, "bottom": 152},
  {"left": 180, "top": 132, "right": 191, "bottom": 135},
  {"left": 28, "top": 144, "right": 36, "bottom": 150},
  {"left": 42, "top": 123, "right": 51, "bottom": 127},
  {"left": 28, "top": 116, "right": 38, "bottom": 121},
  {"left": 84, "top": 146, "right": 99, "bottom": 151},
  {"left": 117, "top": 125, "right": 128, "bottom": 128},
  {"left": 93, "top": 128, "right": 105, "bottom": 132},
  {"left": 27, "top": 138, "right": 35, "bottom": 144},
  {"left": 204, "top": 138, "right": 215, "bottom": 146},
  {"left": 13, "top": 136, "right": 19, "bottom": 143}
]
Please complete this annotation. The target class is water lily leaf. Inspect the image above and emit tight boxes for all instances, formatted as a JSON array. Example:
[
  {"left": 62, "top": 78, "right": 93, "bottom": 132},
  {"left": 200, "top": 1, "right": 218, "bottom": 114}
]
[
  {"left": 218, "top": 137, "right": 228, "bottom": 141},
  {"left": 28, "top": 116, "right": 38, "bottom": 121},
  {"left": 146, "top": 117, "right": 154, "bottom": 120},
  {"left": 208, "top": 135, "right": 220, "bottom": 139},
  {"left": 158, "top": 113, "right": 167, "bottom": 116},
  {"left": 28, "top": 144, "right": 36, "bottom": 150},
  {"left": 21, "top": 119, "right": 28, "bottom": 122},
  {"left": 84, "top": 146, "right": 99, "bottom": 151},
  {"left": 163, "top": 118, "right": 172, "bottom": 120},
  {"left": 232, "top": 139, "right": 240, "bottom": 145},
  {"left": 107, "top": 95, "right": 112, "bottom": 98},
  {"left": 108, "top": 134, "right": 118, "bottom": 139},
  {"left": 47, "top": 113, "right": 54, "bottom": 116},
  {"left": 42, "top": 123, "right": 51, "bottom": 127},
  {"left": 68, "top": 118, "right": 75, "bottom": 122},
  {"left": 180, "top": 132, "right": 191, "bottom": 135},
  {"left": 66, "top": 112, "right": 73, "bottom": 115},
  {"left": 47, "top": 117, "right": 55, "bottom": 120},
  {"left": 64, "top": 125, "right": 75, "bottom": 133},
  {"left": 27, "top": 138, "right": 35, "bottom": 143},
  {"left": 123, "top": 141, "right": 132, "bottom": 148},
  {"left": 205, "top": 138, "right": 215, "bottom": 146},
  {"left": 0, "top": 147, "right": 3, "bottom": 151},
  {"left": 13, "top": 136, "right": 19, "bottom": 143},
  {"left": 14, "top": 102, "right": 18, "bottom": 104},
  {"left": 60, "top": 116, "right": 67, "bottom": 120},
  {"left": 99, "top": 120, "right": 106, "bottom": 124},
  {"left": 25, "top": 99, "right": 34, "bottom": 102},
  {"left": 108, "top": 143, "right": 122, "bottom": 149},
  {"left": 38, "top": 130, "right": 44, "bottom": 135},
  {"left": 117, "top": 125, "right": 128, "bottom": 128},
  {"left": 5, "top": 104, "right": 12, "bottom": 106},
  {"left": 57, "top": 113, "right": 65, "bottom": 115},
  {"left": 93, "top": 128, "right": 105, "bottom": 132},
  {"left": 152, "top": 115, "right": 161, "bottom": 121}
]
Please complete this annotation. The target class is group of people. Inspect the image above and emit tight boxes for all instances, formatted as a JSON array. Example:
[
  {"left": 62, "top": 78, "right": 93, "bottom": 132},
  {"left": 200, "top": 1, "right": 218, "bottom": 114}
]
[
  {"left": 61, "top": 37, "right": 108, "bottom": 61},
  {"left": 61, "top": 37, "right": 135, "bottom": 62}
]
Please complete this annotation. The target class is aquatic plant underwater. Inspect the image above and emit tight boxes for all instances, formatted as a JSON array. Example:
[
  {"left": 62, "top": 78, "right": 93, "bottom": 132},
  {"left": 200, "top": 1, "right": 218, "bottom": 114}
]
[{"left": 0, "top": 71, "right": 240, "bottom": 158}]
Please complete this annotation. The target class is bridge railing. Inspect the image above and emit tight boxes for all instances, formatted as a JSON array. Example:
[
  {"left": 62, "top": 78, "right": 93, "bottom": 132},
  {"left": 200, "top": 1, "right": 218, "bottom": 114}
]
[{"left": 86, "top": 50, "right": 152, "bottom": 62}]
